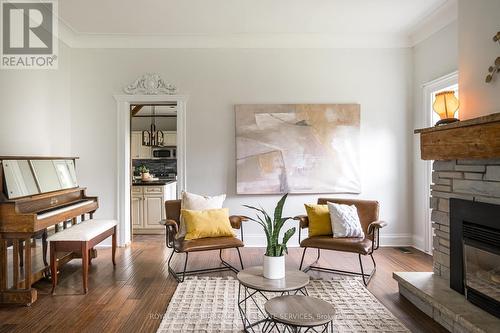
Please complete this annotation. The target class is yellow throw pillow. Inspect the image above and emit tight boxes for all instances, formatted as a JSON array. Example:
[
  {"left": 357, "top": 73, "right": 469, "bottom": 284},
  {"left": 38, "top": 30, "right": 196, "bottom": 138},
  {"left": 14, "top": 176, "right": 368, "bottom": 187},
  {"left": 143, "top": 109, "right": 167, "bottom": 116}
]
[
  {"left": 182, "top": 208, "right": 236, "bottom": 240},
  {"left": 305, "top": 204, "right": 332, "bottom": 237}
]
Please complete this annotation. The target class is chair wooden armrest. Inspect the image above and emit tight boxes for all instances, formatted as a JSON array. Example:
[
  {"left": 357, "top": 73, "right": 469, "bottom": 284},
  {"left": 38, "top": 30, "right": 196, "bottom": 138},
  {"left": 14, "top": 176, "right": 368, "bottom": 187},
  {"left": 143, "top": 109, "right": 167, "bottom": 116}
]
[
  {"left": 293, "top": 215, "right": 309, "bottom": 229},
  {"left": 160, "top": 219, "right": 179, "bottom": 244},
  {"left": 160, "top": 219, "right": 179, "bottom": 233},
  {"left": 368, "top": 220, "right": 387, "bottom": 235},
  {"left": 229, "top": 215, "right": 248, "bottom": 229}
]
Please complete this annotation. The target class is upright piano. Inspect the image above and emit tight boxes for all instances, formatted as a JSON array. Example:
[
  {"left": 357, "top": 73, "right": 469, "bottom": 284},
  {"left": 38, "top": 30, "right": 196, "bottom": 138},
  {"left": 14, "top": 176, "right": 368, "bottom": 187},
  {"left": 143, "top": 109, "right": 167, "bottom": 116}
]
[{"left": 0, "top": 157, "right": 98, "bottom": 305}]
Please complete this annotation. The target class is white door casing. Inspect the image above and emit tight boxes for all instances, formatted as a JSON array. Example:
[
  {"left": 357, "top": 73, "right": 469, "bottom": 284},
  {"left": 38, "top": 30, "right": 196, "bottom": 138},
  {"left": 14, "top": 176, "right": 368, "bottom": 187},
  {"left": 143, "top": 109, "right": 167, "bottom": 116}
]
[{"left": 114, "top": 93, "right": 187, "bottom": 246}]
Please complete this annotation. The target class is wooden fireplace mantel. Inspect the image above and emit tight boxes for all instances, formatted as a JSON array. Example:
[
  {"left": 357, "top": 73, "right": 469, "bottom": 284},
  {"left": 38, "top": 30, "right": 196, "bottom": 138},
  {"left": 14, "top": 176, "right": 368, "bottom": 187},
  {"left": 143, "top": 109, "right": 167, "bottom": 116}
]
[{"left": 415, "top": 112, "right": 500, "bottom": 161}]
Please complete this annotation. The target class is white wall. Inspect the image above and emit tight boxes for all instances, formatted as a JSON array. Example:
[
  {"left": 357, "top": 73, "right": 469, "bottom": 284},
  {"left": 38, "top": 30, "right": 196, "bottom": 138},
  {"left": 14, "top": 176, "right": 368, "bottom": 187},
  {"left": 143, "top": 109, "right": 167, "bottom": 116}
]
[
  {"left": 70, "top": 48, "right": 413, "bottom": 246},
  {"left": 0, "top": 41, "right": 72, "bottom": 156},
  {"left": 458, "top": 0, "right": 500, "bottom": 119},
  {"left": 411, "top": 22, "right": 458, "bottom": 251}
]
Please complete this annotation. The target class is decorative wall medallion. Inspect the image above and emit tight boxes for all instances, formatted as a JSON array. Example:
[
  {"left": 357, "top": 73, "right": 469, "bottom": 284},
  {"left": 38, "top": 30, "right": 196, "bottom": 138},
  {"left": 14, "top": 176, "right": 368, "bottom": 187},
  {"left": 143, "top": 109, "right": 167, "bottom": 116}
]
[{"left": 124, "top": 73, "right": 177, "bottom": 95}]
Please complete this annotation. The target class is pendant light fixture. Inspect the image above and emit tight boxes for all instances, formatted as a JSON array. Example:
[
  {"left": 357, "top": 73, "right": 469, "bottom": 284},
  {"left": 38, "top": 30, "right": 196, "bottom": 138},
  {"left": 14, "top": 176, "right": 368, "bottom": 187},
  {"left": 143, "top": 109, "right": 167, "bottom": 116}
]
[{"left": 142, "top": 106, "right": 164, "bottom": 146}]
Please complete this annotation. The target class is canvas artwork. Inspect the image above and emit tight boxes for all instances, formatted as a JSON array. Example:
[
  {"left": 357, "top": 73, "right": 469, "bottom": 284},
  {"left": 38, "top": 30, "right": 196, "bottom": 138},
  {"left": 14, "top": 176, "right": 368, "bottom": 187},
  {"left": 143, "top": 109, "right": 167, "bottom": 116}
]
[{"left": 235, "top": 104, "right": 360, "bottom": 194}]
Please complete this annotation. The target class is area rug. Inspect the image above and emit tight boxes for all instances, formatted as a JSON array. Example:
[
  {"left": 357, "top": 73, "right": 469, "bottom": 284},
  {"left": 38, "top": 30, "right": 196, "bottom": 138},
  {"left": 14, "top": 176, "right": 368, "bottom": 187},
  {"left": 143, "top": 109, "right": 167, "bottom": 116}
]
[{"left": 156, "top": 276, "right": 409, "bottom": 332}]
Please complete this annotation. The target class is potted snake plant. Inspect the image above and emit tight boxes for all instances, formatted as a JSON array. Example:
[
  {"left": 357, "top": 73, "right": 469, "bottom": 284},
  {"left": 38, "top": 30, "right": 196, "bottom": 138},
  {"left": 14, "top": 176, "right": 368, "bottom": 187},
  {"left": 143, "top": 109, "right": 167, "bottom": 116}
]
[{"left": 244, "top": 193, "right": 296, "bottom": 279}]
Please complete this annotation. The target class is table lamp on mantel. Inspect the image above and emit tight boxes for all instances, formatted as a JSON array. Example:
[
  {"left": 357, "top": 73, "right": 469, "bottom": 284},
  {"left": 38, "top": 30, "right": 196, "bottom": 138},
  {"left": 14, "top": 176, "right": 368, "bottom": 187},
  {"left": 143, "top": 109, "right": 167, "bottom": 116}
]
[{"left": 433, "top": 90, "right": 459, "bottom": 126}]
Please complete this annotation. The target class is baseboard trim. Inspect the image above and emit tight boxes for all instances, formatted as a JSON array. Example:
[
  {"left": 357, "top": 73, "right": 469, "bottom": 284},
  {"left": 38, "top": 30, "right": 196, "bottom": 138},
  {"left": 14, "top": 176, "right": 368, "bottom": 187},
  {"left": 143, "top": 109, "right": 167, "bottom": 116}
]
[{"left": 379, "top": 233, "right": 414, "bottom": 247}]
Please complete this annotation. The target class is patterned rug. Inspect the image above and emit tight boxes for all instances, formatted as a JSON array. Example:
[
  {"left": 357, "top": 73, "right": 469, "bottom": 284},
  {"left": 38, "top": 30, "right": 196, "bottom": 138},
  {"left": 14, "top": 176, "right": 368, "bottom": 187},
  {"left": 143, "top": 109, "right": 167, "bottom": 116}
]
[{"left": 157, "top": 276, "right": 409, "bottom": 332}]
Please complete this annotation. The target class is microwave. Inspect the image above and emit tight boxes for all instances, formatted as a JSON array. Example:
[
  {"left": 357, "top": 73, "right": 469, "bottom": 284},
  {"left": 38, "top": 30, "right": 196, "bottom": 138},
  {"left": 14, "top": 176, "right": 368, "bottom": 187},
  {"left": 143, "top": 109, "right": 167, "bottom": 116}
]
[{"left": 152, "top": 147, "right": 176, "bottom": 159}]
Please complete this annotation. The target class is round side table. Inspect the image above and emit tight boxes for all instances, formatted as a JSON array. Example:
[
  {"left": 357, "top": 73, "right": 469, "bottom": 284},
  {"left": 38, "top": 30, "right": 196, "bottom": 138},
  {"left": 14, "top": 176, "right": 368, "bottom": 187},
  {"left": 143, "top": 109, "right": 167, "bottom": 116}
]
[
  {"left": 237, "top": 266, "right": 310, "bottom": 333},
  {"left": 265, "top": 295, "right": 336, "bottom": 333}
]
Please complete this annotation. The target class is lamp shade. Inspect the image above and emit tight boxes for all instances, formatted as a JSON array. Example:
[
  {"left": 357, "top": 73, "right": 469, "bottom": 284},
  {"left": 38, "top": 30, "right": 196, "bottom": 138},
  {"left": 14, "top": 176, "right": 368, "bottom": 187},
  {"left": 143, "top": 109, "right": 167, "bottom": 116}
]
[{"left": 432, "top": 91, "right": 459, "bottom": 121}]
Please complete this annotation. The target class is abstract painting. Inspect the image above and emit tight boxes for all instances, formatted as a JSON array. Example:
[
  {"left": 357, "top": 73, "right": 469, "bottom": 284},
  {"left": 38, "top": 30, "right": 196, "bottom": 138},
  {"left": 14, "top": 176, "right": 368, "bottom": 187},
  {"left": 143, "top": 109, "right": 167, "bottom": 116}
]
[{"left": 235, "top": 104, "right": 360, "bottom": 194}]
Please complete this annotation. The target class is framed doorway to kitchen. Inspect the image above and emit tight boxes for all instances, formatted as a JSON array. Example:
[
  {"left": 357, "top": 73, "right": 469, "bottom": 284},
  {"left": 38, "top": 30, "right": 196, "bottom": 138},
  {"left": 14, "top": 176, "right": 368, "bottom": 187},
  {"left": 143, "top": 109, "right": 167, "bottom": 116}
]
[{"left": 114, "top": 94, "right": 187, "bottom": 247}]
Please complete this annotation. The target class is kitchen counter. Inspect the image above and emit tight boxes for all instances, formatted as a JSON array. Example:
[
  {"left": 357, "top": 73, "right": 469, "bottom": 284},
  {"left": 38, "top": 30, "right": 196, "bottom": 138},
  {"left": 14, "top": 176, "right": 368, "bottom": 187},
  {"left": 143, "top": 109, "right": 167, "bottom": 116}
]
[{"left": 132, "top": 179, "right": 177, "bottom": 186}]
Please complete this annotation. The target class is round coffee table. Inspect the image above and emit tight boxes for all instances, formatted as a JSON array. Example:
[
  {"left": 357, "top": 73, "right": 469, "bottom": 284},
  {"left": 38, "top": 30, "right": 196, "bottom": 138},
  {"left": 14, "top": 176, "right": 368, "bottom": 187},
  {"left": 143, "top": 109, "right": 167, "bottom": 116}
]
[
  {"left": 237, "top": 266, "right": 310, "bottom": 332},
  {"left": 265, "top": 295, "right": 335, "bottom": 332}
]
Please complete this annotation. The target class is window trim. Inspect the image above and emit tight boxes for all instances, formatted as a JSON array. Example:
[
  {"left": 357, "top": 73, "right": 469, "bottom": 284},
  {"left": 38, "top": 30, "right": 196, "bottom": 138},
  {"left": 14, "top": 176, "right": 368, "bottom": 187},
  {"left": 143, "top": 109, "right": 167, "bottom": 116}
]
[{"left": 420, "top": 71, "right": 458, "bottom": 254}]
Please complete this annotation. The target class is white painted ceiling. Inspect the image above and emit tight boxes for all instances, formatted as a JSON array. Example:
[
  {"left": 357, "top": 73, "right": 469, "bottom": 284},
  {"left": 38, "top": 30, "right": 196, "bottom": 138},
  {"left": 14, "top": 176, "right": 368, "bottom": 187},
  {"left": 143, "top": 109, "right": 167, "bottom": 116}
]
[{"left": 60, "top": 0, "right": 450, "bottom": 36}]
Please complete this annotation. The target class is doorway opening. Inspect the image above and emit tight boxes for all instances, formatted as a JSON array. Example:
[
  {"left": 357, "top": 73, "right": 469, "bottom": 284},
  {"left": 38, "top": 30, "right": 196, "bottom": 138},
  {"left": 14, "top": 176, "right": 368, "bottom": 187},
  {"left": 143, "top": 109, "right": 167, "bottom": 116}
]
[{"left": 130, "top": 104, "right": 178, "bottom": 237}]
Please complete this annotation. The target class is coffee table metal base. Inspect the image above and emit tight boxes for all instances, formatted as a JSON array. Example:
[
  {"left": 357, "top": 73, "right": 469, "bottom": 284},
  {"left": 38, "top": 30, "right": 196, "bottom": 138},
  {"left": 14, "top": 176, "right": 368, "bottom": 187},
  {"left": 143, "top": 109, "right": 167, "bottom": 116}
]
[
  {"left": 265, "top": 321, "right": 333, "bottom": 333},
  {"left": 237, "top": 283, "right": 308, "bottom": 333}
]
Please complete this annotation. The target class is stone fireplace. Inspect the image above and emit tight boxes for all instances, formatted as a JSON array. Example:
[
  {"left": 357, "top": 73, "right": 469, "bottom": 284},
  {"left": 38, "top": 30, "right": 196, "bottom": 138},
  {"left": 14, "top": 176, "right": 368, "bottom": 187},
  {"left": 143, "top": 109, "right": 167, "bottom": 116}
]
[
  {"left": 431, "top": 159, "right": 500, "bottom": 281},
  {"left": 394, "top": 113, "right": 500, "bottom": 332}
]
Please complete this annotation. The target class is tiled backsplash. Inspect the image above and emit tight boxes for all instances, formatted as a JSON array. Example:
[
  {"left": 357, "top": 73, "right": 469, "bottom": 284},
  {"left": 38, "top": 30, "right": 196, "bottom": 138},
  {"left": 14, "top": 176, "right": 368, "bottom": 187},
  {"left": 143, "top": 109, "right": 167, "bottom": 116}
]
[{"left": 132, "top": 159, "right": 176, "bottom": 177}]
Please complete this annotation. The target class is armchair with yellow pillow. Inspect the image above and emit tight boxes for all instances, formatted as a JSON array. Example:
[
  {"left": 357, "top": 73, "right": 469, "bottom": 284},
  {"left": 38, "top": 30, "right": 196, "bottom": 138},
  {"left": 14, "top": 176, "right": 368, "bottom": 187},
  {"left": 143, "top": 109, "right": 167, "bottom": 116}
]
[
  {"left": 294, "top": 198, "right": 387, "bottom": 285},
  {"left": 160, "top": 192, "right": 247, "bottom": 282}
]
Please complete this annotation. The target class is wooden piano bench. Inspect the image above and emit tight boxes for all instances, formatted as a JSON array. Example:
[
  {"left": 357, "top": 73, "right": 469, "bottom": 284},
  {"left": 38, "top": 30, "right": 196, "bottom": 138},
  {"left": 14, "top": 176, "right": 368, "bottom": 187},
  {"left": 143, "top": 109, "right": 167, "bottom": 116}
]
[{"left": 48, "top": 219, "right": 117, "bottom": 294}]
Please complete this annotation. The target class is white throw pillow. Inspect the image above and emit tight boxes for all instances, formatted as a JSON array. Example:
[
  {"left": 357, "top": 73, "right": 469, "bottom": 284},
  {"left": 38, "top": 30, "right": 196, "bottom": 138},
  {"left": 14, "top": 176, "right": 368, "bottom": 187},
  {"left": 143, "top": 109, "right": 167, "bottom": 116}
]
[
  {"left": 176, "top": 191, "right": 226, "bottom": 239},
  {"left": 327, "top": 202, "right": 364, "bottom": 238}
]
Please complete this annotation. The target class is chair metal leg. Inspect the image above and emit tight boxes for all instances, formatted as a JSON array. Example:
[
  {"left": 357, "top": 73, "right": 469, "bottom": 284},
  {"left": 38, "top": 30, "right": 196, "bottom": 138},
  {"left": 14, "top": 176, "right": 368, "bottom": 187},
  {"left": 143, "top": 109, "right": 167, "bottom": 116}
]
[
  {"left": 236, "top": 247, "right": 244, "bottom": 270},
  {"left": 359, "top": 253, "right": 376, "bottom": 286},
  {"left": 167, "top": 249, "right": 182, "bottom": 283},
  {"left": 299, "top": 247, "right": 307, "bottom": 270},
  {"left": 168, "top": 247, "right": 243, "bottom": 283},
  {"left": 219, "top": 248, "right": 243, "bottom": 273},
  {"left": 299, "top": 247, "right": 320, "bottom": 272},
  {"left": 300, "top": 247, "right": 377, "bottom": 286},
  {"left": 181, "top": 252, "right": 189, "bottom": 283}
]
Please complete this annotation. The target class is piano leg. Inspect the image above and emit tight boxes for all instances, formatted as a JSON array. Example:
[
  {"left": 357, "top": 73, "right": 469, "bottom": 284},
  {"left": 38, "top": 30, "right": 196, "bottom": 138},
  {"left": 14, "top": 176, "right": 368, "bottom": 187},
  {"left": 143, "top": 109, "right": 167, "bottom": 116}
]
[
  {"left": 0, "top": 239, "right": 6, "bottom": 291},
  {"left": 42, "top": 230, "right": 48, "bottom": 267},
  {"left": 0, "top": 236, "right": 37, "bottom": 306},
  {"left": 13, "top": 242, "right": 19, "bottom": 288},
  {"left": 19, "top": 240, "right": 24, "bottom": 267},
  {"left": 24, "top": 237, "right": 32, "bottom": 289},
  {"left": 50, "top": 243, "right": 57, "bottom": 295}
]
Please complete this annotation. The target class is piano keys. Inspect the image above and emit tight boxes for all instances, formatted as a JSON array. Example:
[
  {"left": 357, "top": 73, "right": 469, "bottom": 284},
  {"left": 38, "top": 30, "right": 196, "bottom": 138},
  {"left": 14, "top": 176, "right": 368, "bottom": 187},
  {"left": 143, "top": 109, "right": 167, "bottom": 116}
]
[{"left": 0, "top": 157, "right": 98, "bottom": 305}]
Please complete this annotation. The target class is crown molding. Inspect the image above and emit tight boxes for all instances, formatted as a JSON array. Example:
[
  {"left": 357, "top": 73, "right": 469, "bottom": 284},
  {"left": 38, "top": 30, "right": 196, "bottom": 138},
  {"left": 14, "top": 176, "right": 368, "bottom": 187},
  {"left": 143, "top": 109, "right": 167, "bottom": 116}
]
[
  {"left": 57, "top": 17, "right": 78, "bottom": 47},
  {"left": 409, "top": 0, "right": 457, "bottom": 46},
  {"left": 57, "top": 2, "right": 459, "bottom": 50},
  {"left": 56, "top": 19, "right": 411, "bottom": 49},
  {"left": 63, "top": 32, "right": 411, "bottom": 49}
]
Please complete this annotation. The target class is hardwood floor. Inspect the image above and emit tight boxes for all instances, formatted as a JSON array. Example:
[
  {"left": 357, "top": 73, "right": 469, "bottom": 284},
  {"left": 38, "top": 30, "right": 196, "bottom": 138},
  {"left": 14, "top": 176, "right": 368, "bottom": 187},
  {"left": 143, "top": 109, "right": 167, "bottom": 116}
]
[{"left": 0, "top": 235, "right": 447, "bottom": 333}]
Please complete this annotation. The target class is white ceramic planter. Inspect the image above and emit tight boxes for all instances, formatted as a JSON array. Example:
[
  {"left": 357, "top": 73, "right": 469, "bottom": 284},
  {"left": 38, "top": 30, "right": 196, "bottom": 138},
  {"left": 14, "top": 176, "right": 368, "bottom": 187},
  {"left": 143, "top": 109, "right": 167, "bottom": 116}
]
[{"left": 263, "top": 255, "right": 285, "bottom": 279}]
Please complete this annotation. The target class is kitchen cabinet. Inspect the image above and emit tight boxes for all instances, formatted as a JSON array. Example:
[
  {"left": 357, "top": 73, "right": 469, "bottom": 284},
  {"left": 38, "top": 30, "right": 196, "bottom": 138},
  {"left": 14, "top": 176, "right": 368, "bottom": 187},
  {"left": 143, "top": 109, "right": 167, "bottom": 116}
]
[
  {"left": 144, "top": 196, "right": 164, "bottom": 228},
  {"left": 131, "top": 131, "right": 151, "bottom": 159},
  {"left": 131, "top": 196, "right": 143, "bottom": 228},
  {"left": 162, "top": 131, "right": 177, "bottom": 146},
  {"left": 132, "top": 182, "right": 177, "bottom": 234}
]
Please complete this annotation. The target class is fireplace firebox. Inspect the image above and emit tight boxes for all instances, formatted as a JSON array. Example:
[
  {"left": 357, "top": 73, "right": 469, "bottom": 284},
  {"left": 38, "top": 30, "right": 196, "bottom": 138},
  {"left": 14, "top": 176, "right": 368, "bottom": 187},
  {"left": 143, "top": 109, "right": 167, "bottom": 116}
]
[{"left": 450, "top": 198, "right": 500, "bottom": 318}]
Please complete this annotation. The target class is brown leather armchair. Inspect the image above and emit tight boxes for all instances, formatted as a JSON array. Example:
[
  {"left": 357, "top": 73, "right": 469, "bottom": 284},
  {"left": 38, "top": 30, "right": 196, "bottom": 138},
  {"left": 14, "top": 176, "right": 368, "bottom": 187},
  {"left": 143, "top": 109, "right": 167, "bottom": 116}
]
[
  {"left": 160, "top": 199, "right": 248, "bottom": 282},
  {"left": 294, "top": 198, "right": 387, "bottom": 285}
]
